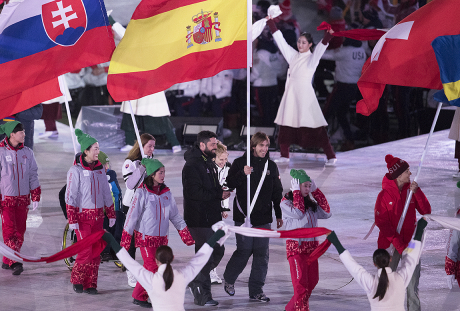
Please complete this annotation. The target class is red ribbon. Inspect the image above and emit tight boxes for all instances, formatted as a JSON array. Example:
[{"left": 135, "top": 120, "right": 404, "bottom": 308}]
[{"left": 317, "top": 21, "right": 386, "bottom": 41}]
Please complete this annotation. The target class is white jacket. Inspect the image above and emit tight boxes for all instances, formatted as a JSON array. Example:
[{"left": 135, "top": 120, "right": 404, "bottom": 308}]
[
  {"left": 339, "top": 240, "right": 422, "bottom": 311},
  {"left": 116, "top": 243, "right": 214, "bottom": 311},
  {"left": 251, "top": 49, "right": 283, "bottom": 87},
  {"left": 273, "top": 30, "right": 328, "bottom": 128},
  {"left": 322, "top": 46, "right": 367, "bottom": 84},
  {"left": 200, "top": 70, "right": 233, "bottom": 99},
  {"left": 120, "top": 92, "right": 170, "bottom": 117}
]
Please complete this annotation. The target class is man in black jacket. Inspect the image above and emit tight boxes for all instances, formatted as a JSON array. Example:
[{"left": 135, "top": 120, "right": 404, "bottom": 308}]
[
  {"left": 182, "top": 130, "right": 231, "bottom": 306},
  {"left": 223, "top": 131, "right": 283, "bottom": 302}
]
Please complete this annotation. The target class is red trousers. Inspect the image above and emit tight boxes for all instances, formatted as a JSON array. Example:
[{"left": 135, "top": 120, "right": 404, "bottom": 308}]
[
  {"left": 286, "top": 253, "right": 319, "bottom": 311},
  {"left": 2, "top": 204, "right": 28, "bottom": 266},
  {"left": 132, "top": 246, "right": 159, "bottom": 301},
  {"left": 70, "top": 218, "right": 103, "bottom": 290},
  {"left": 278, "top": 125, "right": 336, "bottom": 160}
]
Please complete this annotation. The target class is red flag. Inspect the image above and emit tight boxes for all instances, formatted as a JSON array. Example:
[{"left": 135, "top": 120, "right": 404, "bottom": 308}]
[
  {"left": 0, "top": 0, "right": 115, "bottom": 119},
  {"left": 356, "top": 0, "right": 460, "bottom": 116}
]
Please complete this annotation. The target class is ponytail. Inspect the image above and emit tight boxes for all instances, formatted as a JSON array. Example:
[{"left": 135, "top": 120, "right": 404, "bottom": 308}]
[
  {"left": 372, "top": 249, "right": 390, "bottom": 301},
  {"left": 155, "top": 245, "right": 174, "bottom": 291}
]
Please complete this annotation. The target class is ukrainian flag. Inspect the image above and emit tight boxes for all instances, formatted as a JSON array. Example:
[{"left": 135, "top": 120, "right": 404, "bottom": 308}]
[{"left": 432, "top": 34, "right": 460, "bottom": 107}]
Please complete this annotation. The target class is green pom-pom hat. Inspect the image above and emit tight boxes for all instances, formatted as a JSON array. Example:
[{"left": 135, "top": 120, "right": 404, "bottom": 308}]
[
  {"left": 0, "top": 121, "right": 21, "bottom": 138},
  {"left": 141, "top": 158, "right": 164, "bottom": 176},
  {"left": 75, "top": 129, "right": 98, "bottom": 153},
  {"left": 290, "top": 169, "right": 311, "bottom": 184}
]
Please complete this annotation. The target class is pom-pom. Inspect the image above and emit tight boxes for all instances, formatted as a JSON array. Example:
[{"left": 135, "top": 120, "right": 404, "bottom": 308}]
[
  {"left": 290, "top": 169, "right": 297, "bottom": 178},
  {"left": 75, "top": 128, "right": 83, "bottom": 137},
  {"left": 385, "top": 154, "right": 394, "bottom": 163}
]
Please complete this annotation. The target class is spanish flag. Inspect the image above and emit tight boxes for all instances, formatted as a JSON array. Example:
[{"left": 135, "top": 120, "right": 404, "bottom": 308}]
[{"left": 107, "top": 0, "right": 247, "bottom": 102}]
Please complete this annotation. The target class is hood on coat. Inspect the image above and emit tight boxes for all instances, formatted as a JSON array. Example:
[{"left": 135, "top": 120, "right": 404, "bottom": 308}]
[
  {"left": 184, "top": 143, "right": 211, "bottom": 163},
  {"left": 381, "top": 175, "right": 409, "bottom": 195}
]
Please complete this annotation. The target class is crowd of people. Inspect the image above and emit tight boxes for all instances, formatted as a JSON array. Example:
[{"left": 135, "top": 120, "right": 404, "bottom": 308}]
[{"left": 1, "top": 116, "right": 450, "bottom": 311}]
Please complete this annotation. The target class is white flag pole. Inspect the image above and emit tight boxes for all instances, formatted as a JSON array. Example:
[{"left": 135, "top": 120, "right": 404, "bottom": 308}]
[
  {"left": 127, "top": 100, "right": 146, "bottom": 158},
  {"left": 60, "top": 76, "right": 78, "bottom": 155},
  {"left": 396, "top": 101, "right": 442, "bottom": 233},
  {"left": 244, "top": 0, "right": 252, "bottom": 228}
]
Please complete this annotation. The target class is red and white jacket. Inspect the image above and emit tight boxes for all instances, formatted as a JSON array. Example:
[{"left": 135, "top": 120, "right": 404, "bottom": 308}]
[
  {"left": 374, "top": 176, "right": 431, "bottom": 254},
  {"left": 0, "top": 137, "right": 40, "bottom": 207},
  {"left": 280, "top": 188, "right": 331, "bottom": 258},
  {"left": 65, "top": 154, "right": 115, "bottom": 224},
  {"left": 121, "top": 184, "right": 194, "bottom": 250}
]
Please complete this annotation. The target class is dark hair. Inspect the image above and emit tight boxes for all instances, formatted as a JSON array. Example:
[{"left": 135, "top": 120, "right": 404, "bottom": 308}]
[
  {"left": 155, "top": 245, "right": 174, "bottom": 291},
  {"left": 126, "top": 133, "right": 156, "bottom": 161},
  {"left": 197, "top": 130, "right": 217, "bottom": 145},
  {"left": 284, "top": 191, "right": 318, "bottom": 212},
  {"left": 144, "top": 168, "right": 167, "bottom": 191},
  {"left": 299, "top": 32, "right": 315, "bottom": 53},
  {"left": 82, "top": 144, "right": 94, "bottom": 161},
  {"left": 12, "top": 123, "right": 24, "bottom": 134},
  {"left": 343, "top": 37, "right": 362, "bottom": 48},
  {"left": 372, "top": 249, "right": 391, "bottom": 301}
]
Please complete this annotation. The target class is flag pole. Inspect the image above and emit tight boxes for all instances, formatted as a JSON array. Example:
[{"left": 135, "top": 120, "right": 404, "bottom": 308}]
[
  {"left": 127, "top": 100, "right": 146, "bottom": 158},
  {"left": 244, "top": 0, "right": 252, "bottom": 228},
  {"left": 60, "top": 76, "right": 78, "bottom": 155},
  {"left": 396, "top": 101, "right": 442, "bottom": 233}
]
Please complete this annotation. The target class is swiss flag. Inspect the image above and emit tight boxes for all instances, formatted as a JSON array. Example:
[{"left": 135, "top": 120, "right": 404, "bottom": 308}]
[{"left": 357, "top": 0, "right": 460, "bottom": 116}]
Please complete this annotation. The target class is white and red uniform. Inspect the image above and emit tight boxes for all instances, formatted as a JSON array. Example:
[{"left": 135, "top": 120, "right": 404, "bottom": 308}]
[
  {"left": 65, "top": 154, "right": 115, "bottom": 290},
  {"left": 121, "top": 184, "right": 194, "bottom": 302},
  {"left": 0, "top": 137, "right": 41, "bottom": 266},
  {"left": 280, "top": 188, "right": 331, "bottom": 311}
]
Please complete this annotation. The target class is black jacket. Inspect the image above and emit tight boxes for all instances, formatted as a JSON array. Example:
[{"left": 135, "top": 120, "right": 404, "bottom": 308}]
[
  {"left": 226, "top": 151, "right": 283, "bottom": 226},
  {"left": 182, "top": 144, "right": 224, "bottom": 228}
]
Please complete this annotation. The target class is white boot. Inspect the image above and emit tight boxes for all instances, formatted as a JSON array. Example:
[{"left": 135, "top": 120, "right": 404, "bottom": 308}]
[
  {"left": 210, "top": 268, "right": 222, "bottom": 284},
  {"left": 126, "top": 270, "right": 137, "bottom": 288}
]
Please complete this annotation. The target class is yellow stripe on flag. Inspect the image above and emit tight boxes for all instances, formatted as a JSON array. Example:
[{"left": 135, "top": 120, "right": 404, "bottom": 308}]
[
  {"left": 109, "top": 0, "right": 246, "bottom": 75},
  {"left": 443, "top": 79, "right": 460, "bottom": 101}
]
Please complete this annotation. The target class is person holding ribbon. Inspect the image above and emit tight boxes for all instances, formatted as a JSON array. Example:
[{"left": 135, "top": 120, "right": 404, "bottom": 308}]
[
  {"left": 374, "top": 154, "right": 431, "bottom": 311},
  {"left": 327, "top": 217, "right": 427, "bottom": 311},
  {"left": 65, "top": 129, "right": 116, "bottom": 294},
  {"left": 223, "top": 131, "right": 283, "bottom": 303},
  {"left": 0, "top": 121, "right": 41, "bottom": 275},
  {"left": 280, "top": 169, "right": 331, "bottom": 311},
  {"left": 121, "top": 158, "right": 195, "bottom": 308}
]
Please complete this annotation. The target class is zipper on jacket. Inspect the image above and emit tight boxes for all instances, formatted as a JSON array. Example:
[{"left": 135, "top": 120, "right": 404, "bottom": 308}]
[
  {"left": 158, "top": 199, "right": 162, "bottom": 237},
  {"left": 15, "top": 152, "right": 20, "bottom": 196}
]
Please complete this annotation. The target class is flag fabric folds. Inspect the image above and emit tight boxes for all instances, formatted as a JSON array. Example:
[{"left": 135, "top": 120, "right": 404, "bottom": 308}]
[
  {"left": 0, "top": 0, "right": 115, "bottom": 119},
  {"left": 356, "top": 0, "right": 460, "bottom": 116},
  {"left": 432, "top": 34, "right": 460, "bottom": 107},
  {"left": 107, "top": 0, "right": 247, "bottom": 102}
]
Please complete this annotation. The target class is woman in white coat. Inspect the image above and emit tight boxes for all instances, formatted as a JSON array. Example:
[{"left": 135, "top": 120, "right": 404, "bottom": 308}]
[
  {"left": 102, "top": 226, "right": 229, "bottom": 311},
  {"left": 120, "top": 92, "right": 181, "bottom": 153},
  {"left": 266, "top": 18, "right": 337, "bottom": 166},
  {"left": 326, "top": 218, "right": 427, "bottom": 311}
]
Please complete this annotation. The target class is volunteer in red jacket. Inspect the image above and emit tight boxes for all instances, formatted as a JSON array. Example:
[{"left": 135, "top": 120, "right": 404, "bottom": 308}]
[
  {"left": 374, "top": 154, "right": 431, "bottom": 311},
  {"left": 65, "top": 129, "right": 115, "bottom": 294},
  {"left": 0, "top": 121, "right": 41, "bottom": 275}
]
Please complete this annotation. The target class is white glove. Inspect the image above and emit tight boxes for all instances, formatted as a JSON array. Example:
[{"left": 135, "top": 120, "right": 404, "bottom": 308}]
[
  {"left": 109, "top": 219, "right": 116, "bottom": 228},
  {"left": 32, "top": 201, "right": 39, "bottom": 211},
  {"left": 290, "top": 178, "right": 300, "bottom": 192},
  {"left": 211, "top": 221, "right": 231, "bottom": 246},
  {"left": 267, "top": 5, "right": 282, "bottom": 19},
  {"left": 310, "top": 179, "right": 317, "bottom": 192},
  {"left": 69, "top": 223, "right": 79, "bottom": 231},
  {"left": 447, "top": 274, "right": 455, "bottom": 289}
]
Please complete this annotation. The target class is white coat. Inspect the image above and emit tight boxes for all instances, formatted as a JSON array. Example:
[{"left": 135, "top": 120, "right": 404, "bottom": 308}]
[
  {"left": 339, "top": 240, "right": 422, "bottom": 311},
  {"left": 273, "top": 30, "right": 329, "bottom": 128},
  {"left": 449, "top": 107, "right": 460, "bottom": 141},
  {"left": 121, "top": 92, "right": 170, "bottom": 117},
  {"left": 116, "top": 242, "right": 214, "bottom": 311}
]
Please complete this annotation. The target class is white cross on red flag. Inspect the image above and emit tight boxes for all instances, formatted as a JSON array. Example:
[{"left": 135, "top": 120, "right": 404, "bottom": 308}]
[{"left": 356, "top": 0, "right": 460, "bottom": 116}]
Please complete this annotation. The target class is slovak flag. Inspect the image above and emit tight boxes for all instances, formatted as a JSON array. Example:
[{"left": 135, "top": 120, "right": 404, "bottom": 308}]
[
  {"left": 356, "top": 0, "right": 460, "bottom": 116},
  {"left": 0, "top": 0, "right": 115, "bottom": 119}
]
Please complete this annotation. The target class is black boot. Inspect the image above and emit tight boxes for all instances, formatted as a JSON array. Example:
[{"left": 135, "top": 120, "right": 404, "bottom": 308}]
[{"left": 11, "top": 262, "right": 23, "bottom": 275}]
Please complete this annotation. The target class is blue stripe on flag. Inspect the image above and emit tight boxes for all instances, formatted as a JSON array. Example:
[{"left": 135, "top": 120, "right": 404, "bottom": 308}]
[
  {"left": 0, "top": 0, "right": 109, "bottom": 65},
  {"left": 432, "top": 35, "right": 460, "bottom": 102}
]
